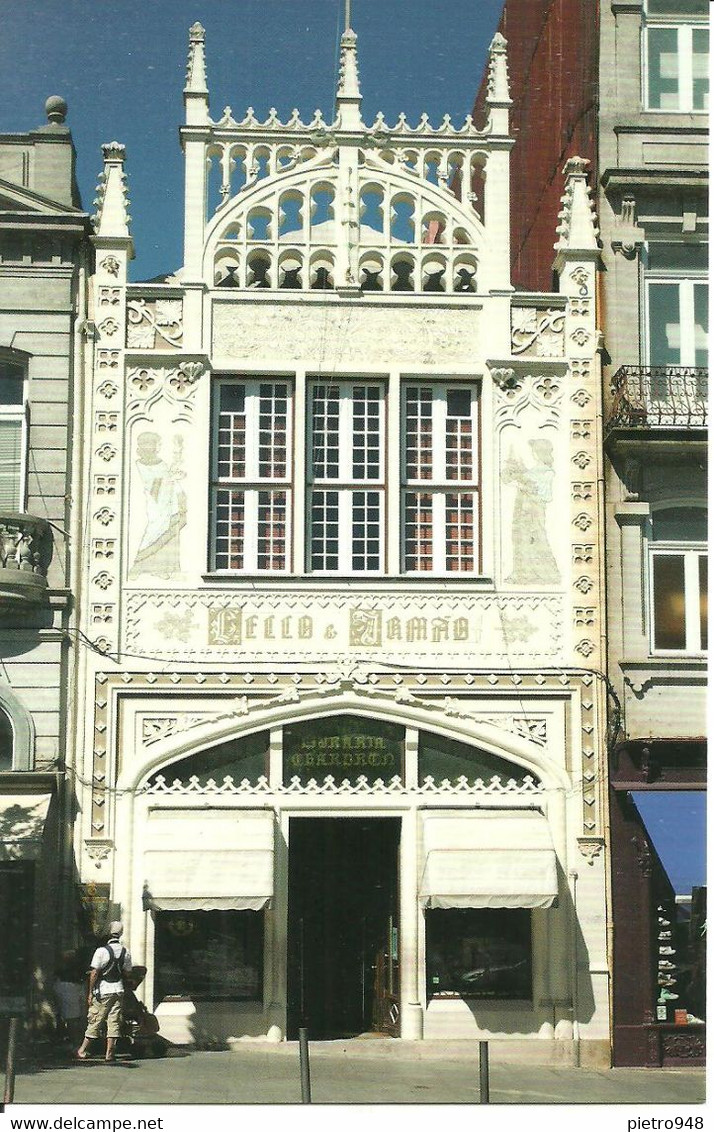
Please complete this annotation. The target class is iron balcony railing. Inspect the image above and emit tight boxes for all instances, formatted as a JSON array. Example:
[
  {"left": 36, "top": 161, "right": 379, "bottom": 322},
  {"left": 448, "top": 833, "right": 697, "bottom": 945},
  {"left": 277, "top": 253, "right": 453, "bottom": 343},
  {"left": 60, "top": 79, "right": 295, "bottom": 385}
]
[{"left": 606, "top": 366, "right": 708, "bottom": 436}]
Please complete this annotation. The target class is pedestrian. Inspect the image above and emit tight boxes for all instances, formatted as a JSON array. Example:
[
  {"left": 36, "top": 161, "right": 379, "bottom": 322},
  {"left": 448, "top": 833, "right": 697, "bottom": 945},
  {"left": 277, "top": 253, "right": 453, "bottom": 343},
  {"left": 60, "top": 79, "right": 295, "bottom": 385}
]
[
  {"left": 77, "top": 921, "right": 132, "bottom": 1062},
  {"left": 54, "top": 950, "right": 85, "bottom": 1048}
]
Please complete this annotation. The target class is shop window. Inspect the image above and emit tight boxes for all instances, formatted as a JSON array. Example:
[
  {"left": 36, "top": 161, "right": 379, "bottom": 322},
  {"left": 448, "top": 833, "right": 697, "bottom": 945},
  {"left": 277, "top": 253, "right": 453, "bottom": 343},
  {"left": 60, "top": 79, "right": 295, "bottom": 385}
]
[
  {"left": 0, "top": 708, "right": 12, "bottom": 771},
  {"left": 283, "top": 715, "right": 404, "bottom": 786},
  {"left": 426, "top": 907, "right": 532, "bottom": 1000},
  {"left": 154, "top": 910, "right": 263, "bottom": 1003},
  {"left": 650, "top": 507, "right": 707, "bottom": 653},
  {"left": 307, "top": 381, "right": 385, "bottom": 573},
  {"left": 418, "top": 731, "right": 538, "bottom": 787},
  {"left": 0, "top": 863, "right": 34, "bottom": 1009},
  {"left": 147, "top": 730, "right": 269, "bottom": 788},
  {"left": 402, "top": 382, "right": 480, "bottom": 573},
  {"left": 210, "top": 378, "right": 292, "bottom": 572},
  {"left": 0, "top": 358, "right": 27, "bottom": 511},
  {"left": 644, "top": 2, "right": 709, "bottom": 112}
]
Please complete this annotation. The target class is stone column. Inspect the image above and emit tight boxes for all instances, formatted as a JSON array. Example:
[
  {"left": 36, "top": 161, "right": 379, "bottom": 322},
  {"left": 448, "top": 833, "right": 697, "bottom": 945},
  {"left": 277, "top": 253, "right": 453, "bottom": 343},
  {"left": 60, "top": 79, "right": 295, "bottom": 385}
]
[{"left": 399, "top": 806, "right": 423, "bottom": 1039}]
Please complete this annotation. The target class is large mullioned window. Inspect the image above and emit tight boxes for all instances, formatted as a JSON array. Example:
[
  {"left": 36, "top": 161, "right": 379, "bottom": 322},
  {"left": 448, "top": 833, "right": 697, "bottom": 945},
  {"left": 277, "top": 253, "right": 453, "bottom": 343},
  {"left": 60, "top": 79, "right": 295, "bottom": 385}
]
[
  {"left": 211, "top": 378, "right": 292, "bottom": 572},
  {"left": 210, "top": 374, "right": 482, "bottom": 576},
  {"left": 644, "top": 0, "right": 709, "bottom": 112},
  {"left": 402, "top": 383, "right": 480, "bottom": 573},
  {"left": 308, "top": 380, "right": 385, "bottom": 573}
]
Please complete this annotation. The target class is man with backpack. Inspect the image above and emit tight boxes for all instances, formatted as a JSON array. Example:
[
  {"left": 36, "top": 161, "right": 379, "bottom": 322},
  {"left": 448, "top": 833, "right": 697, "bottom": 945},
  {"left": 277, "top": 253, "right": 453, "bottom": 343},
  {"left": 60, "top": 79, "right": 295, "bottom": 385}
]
[{"left": 77, "top": 921, "right": 132, "bottom": 1062}]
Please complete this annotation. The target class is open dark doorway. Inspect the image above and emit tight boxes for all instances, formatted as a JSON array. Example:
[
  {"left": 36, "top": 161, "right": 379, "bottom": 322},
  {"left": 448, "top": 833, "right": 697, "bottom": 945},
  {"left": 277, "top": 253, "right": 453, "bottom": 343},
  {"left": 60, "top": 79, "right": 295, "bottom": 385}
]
[{"left": 287, "top": 817, "right": 400, "bottom": 1040}]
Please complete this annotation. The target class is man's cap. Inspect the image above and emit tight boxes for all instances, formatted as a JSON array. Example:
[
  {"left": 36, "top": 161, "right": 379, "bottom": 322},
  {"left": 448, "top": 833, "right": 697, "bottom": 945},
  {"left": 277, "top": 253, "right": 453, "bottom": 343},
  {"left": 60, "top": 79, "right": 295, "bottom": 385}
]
[{"left": 108, "top": 920, "right": 123, "bottom": 937}]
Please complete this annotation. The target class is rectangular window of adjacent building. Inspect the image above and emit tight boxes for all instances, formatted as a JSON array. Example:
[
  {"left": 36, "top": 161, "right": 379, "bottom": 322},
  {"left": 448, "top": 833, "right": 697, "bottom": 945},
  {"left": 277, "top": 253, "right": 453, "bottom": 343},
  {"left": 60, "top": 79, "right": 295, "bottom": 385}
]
[
  {"left": 402, "top": 382, "right": 480, "bottom": 573},
  {"left": 645, "top": 8, "right": 709, "bottom": 112},
  {"left": 154, "top": 910, "right": 263, "bottom": 1002},
  {"left": 426, "top": 907, "right": 532, "bottom": 1000},
  {"left": 0, "top": 361, "right": 26, "bottom": 511},
  {"left": 650, "top": 507, "right": 707, "bottom": 653},
  {"left": 307, "top": 380, "right": 385, "bottom": 573},
  {"left": 211, "top": 378, "right": 292, "bottom": 571}
]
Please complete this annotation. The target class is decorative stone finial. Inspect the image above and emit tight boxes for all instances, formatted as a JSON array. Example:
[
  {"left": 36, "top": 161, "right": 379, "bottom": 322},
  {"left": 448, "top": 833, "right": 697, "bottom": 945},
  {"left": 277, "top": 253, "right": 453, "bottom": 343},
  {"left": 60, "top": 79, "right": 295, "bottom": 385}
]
[
  {"left": 93, "top": 142, "right": 132, "bottom": 243},
  {"left": 335, "top": 27, "right": 363, "bottom": 129},
  {"left": 185, "top": 21, "right": 209, "bottom": 95},
  {"left": 45, "top": 95, "right": 67, "bottom": 125},
  {"left": 554, "top": 156, "right": 600, "bottom": 254},
  {"left": 486, "top": 32, "right": 511, "bottom": 105}
]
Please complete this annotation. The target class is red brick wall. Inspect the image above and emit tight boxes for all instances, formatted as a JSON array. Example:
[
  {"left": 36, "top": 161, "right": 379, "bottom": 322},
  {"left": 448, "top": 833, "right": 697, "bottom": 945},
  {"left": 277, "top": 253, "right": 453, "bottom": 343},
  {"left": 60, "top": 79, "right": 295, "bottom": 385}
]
[{"left": 473, "top": 0, "right": 598, "bottom": 292}]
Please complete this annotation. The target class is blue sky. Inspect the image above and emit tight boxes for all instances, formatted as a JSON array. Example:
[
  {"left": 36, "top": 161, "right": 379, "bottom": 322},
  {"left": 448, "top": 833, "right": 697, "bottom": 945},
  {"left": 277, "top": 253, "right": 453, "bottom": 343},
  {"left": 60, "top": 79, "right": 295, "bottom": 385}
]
[
  {"left": 1, "top": 0, "right": 504, "bottom": 280},
  {"left": 632, "top": 792, "right": 706, "bottom": 897}
]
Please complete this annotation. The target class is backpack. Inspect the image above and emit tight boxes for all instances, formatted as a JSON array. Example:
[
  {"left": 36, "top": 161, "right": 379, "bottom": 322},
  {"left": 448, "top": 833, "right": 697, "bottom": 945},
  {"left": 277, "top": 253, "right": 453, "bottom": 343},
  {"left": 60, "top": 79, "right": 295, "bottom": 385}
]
[{"left": 97, "top": 942, "right": 127, "bottom": 986}]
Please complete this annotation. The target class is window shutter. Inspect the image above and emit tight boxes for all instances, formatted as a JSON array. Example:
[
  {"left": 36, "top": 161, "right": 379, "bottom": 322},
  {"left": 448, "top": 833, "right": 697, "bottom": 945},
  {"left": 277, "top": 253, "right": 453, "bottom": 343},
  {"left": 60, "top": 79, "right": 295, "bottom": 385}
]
[{"left": 0, "top": 418, "right": 22, "bottom": 510}]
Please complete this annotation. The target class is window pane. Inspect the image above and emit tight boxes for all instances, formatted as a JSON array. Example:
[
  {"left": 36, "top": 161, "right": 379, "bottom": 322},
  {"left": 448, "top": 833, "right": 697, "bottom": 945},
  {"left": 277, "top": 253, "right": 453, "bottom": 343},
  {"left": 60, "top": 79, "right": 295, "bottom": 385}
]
[
  {"left": 214, "top": 488, "right": 245, "bottom": 569},
  {"left": 311, "top": 384, "right": 340, "bottom": 479},
  {"left": 426, "top": 908, "right": 532, "bottom": 1000},
  {"left": 647, "top": 27, "right": 680, "bottom": 109},
  {"left": 257, "top": 490, "right": 287, "bottom": 570},
  {"left": 310, "top": 489, "right": 339, "bottom": 570},
  {"left": 653, "top": 554, "right": 687, "bottom": 649},
  {"left": 694, "top": 283, "right": 708, "bottom": 368},
  {"left": 217, "top": 384, "right": 246, "bottom": 479},
  {"left": 258, "top": 383, "right": 288, "bottom": 478},
  {"left": 445, "top": 492, "right": 475, "bottom": 571},
  {"left": 648, "top": 282, "right": 682, "bottom": 366},
  {"left": 405, "top": 387, "right": 433, "bottom": 481},
  {"left": 692, "top": 29, "right": 709, "bottom": 111},
  {"left": 351, "top": 490, "right": 381, "bottom": 571},
  {"left": 647, "top": 243, "right": 708, "bottom": 272},
  {"left": 0, "top": 418, "right": 23, "bottom": 510},
  {"left": 154, "top": 910, "right": 263, "bottom": 1002},
  {"left": 445, "top": 391, "right": 473, "bottom": 481},
  {"left": 699, "top": 554, "right": 708, "bottom": 650},
  {"left": 0, "top": 363, "right": 24, "bottom": 406},
  {"left": 648, "top": 0, "right": 709, "bottom": 13},
  {"left": 404, "top": 492, "right": 433, "bottom": 571},
  {"left": 147, "top": 731, "right": 269, "bottom": 788},
  {"left": 418, "top": 731, "right": 538, "bottom": 786},
  {"left": 652, "top": 506, "right": 708, "bottom": 542},
  {"left": 0, "top": 864, "right": 34, "bottom": 1004},
  {"left": 283, "top": 715, "right": 404, "bottom": 786},
  {"left": 352, "top": 385, "right": 381, "bottom": 481}
]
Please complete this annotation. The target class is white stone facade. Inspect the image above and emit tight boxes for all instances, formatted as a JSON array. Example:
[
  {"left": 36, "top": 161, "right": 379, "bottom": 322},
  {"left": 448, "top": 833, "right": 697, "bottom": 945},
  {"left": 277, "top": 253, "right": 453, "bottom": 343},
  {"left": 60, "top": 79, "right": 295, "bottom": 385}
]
[{"left": 74, "top": 25, "right": 609, "bottom": 1052}]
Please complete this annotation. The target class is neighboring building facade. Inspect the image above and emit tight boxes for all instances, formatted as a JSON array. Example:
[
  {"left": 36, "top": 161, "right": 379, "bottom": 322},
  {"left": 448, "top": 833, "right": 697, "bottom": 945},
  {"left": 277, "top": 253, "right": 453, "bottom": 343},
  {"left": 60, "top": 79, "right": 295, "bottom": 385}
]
[
  {"left": 73, "top": 25, "right": 610, "bottom": 1055},
  {"left": 600, "top": 0, "right": 707, "bottom": 1067},
  {"left": 0, "top": 99, "right": 90, "bottom": 1021},
  {"left": 475, "top": 0, "right": 708, "bottom": 1068}
]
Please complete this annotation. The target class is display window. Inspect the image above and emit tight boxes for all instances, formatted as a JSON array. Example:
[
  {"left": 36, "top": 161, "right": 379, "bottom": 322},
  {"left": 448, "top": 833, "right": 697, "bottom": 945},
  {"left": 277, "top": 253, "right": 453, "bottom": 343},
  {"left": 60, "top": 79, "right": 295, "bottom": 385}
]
[
  {"left": 419, "top": 730, "right": 537, "bottom": 786},
  {"left": 283, "top": 714, "right": 404, "bottom": 786},
  {"left": 154, "top": 909, "right": 263, "bottom": 1002},
  {"left": 146, "top": 730, "right": 269, "bottom": 787},
  {"left": 426, "top": 907, "right": 532, "bottom": 1000}
]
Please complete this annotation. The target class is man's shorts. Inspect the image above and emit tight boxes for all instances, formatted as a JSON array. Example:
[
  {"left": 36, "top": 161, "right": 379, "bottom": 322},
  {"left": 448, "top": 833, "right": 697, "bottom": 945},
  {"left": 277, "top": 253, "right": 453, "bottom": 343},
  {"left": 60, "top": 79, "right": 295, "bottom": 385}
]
[{"left": 84, "top": 993, "right": 124, "bottom": 1039}]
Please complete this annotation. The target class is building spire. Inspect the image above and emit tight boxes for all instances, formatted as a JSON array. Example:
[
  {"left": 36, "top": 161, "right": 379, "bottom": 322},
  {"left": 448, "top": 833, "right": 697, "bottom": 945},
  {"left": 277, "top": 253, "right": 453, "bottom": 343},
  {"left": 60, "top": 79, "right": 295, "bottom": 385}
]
[
  {"left": 485, "top": 31, "right": 512, "bottom": 135},
  {"left": 92, "top": 142, "right": 133, "bottom": 245},
  {"left": 554, "top": 157, "right": 600, "bottom": 257},
  {"left": 335, "top": 19, "right": 363, "bottom": 129},
  {"left": 184, "top": 22, "right": 210, "bottom": 124}
]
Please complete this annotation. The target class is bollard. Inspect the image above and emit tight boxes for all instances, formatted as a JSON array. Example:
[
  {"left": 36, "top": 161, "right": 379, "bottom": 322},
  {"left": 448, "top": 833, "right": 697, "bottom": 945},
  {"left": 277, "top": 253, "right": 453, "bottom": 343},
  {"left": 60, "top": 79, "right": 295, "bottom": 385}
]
[
  {"left": 3, "top": 1016, "right": 19, "bottom": 1105},
  {"left": 479, "top": 1039, "right": 489, "bottom": 1104},
  {"left": 298, "top": 1026, "right": 312, "bottom": 1104}
]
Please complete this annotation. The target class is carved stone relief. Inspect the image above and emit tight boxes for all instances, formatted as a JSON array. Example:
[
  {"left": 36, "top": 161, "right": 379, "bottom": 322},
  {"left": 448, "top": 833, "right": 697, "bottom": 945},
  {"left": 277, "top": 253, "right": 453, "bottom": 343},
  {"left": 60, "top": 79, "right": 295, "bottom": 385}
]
[
  {"left": 213, "top": 303, "right": 480, "bottom": 365},
  {"left": 511, "top": 307, "right": 565, "bottom": 357},
  {"left": 126, "top": 298, "right": 183, "bottom": 350}
]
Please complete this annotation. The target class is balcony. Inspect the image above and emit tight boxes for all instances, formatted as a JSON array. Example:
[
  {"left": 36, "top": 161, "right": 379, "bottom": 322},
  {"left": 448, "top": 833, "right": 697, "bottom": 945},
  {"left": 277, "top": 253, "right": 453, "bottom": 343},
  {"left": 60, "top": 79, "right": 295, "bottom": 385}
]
[
  {"left": 0, "top": 514, "right": 52, "bottom": 605},
  {"left": 606, "top": 366, "right": 708, "bottom": 440}
]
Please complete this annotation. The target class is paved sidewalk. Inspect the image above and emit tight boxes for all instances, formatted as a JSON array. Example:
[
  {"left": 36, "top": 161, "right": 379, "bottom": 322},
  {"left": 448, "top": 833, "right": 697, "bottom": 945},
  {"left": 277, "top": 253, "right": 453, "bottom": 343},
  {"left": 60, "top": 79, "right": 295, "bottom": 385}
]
[{"left": 7, "top": 1043, "right": 706, "bottom": 1106}]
